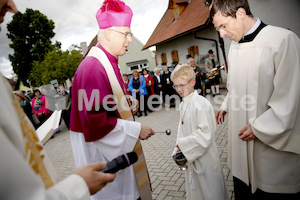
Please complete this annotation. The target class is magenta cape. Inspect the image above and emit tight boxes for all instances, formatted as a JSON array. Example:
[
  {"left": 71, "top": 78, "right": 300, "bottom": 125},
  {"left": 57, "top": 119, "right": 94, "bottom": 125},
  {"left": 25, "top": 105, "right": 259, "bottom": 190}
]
[{"left": 70, "top": 45, "right": 129, "bottom": 142}]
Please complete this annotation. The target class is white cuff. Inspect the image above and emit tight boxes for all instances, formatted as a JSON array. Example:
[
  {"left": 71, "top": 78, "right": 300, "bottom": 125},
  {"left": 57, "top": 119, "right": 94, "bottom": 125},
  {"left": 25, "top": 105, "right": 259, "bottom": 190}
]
[{"left": 117, "top": 119, "right": 141, "bottom": 153}]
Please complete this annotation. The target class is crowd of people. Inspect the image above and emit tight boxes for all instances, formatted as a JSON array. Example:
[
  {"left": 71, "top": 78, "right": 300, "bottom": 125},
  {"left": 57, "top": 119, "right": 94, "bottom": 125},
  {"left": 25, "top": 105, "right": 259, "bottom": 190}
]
[
  {"left": 1, "top": 0, "right": 300, "bottom": 200},
  {"left": 124, "top": 49, "right": 223, "bottom": 117},
  {"left": 126, "top": 66, "right": 179, "bottom": 116},
  {"left": 14, "top": 84, "right": 72, "bottom": 131}
]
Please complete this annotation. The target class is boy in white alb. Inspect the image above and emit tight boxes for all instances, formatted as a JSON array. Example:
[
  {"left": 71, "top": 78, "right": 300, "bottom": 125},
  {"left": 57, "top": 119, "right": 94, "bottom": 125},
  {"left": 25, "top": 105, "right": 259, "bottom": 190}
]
[{"left": 171, "top": 65, "right": 229, "bottom": 200}]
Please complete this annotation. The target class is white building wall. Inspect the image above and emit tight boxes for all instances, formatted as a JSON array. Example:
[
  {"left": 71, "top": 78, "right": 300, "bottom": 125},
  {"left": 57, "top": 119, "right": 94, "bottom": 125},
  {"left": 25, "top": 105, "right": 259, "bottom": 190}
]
[
  {"left": 119, "top": 36, "right": 156, "bottom": 75},
  {"left": 156, "top": 29, "right": 227, "bottom": 83},
  {"left": 156, "top": 28, "right": 225, "bottom": 66}
]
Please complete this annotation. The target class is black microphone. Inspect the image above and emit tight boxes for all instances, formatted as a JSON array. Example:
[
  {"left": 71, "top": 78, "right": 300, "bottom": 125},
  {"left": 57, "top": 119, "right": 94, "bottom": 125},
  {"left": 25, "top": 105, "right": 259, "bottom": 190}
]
[{"left": 101, "top": 152, "right": 138, "bottom": 173}]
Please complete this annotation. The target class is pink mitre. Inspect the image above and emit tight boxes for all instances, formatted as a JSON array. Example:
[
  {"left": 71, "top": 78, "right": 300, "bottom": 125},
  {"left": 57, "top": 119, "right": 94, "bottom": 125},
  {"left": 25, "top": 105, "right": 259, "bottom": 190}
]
[{"left": 96, "top": 0, "right": 133, "bottom": 29}]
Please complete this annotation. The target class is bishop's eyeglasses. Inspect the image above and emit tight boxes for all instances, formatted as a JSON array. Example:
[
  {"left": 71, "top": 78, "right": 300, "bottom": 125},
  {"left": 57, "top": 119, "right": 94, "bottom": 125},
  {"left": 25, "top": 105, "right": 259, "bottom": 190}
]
[{"left": 109, "top": 29, "right": 133, "bottom": 39}]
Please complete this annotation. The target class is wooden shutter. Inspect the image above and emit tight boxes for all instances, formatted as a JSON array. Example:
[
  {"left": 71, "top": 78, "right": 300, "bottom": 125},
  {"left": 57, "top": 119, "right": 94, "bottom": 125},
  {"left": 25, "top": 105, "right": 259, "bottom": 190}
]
[{"left": 171, "top": 50, "right": 179, "bottom": 63}]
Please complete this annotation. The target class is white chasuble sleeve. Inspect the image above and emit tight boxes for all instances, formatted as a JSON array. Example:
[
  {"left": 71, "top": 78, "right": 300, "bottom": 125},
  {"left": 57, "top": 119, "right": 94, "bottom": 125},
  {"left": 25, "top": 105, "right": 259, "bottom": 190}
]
[
  {"left": 0, "top": 128, "right": 90, "bottom": 200},
  {"left": 249, "top": 31, "right": 300, "bottom": 154},
  {"left": 177, "top": 96, "right": 216, "bottom": 163},
  {"left": 48, "top": 175, "right": 90, "bottom": 200}
]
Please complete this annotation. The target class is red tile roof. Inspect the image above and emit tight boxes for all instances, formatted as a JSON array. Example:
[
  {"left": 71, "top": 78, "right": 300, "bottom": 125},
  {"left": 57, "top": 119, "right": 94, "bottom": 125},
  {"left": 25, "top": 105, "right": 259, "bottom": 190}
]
[
  {"left": 143, "top": 0, "right": 210, "bottom": 50},
  {"left": 85, "top": 35, "right": 98, "bottom": 57}
]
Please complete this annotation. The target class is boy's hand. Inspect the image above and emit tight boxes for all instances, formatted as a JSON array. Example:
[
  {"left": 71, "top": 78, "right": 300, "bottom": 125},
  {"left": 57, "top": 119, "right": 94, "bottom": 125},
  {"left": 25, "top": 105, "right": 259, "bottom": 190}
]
[
  {"left": 176, "top": 144, "right": 181, "bottom": 152},
  {"left": 216, "top": 109, "right": 226, "bottom": 124}
]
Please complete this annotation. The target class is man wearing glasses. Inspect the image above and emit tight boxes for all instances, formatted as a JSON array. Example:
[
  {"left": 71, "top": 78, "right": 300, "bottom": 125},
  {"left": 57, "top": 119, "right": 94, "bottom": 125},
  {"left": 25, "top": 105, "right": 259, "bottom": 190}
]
[
  {"left": 70, "top": 0, "right": 154, "bottom": 200},
  {"left": 211, "top": 0, "right": 300, "bottom": 199}
]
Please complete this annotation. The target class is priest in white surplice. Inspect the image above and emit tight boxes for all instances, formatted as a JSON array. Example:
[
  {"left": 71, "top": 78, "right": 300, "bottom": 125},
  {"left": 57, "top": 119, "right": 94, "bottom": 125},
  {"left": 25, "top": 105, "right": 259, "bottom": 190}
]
[
  {"left": 171, "top": 65, "right": 229, "bottom": 200},
  {"left": 210, "top": 0, "right": 300, "bottom": 199}
]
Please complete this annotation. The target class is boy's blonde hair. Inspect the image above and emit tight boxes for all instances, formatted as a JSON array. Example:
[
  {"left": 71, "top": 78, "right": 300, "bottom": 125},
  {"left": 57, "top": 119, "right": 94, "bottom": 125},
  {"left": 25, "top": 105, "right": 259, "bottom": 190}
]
[{"left": 171, "top": 64, "right": 195, "bottom": 82}]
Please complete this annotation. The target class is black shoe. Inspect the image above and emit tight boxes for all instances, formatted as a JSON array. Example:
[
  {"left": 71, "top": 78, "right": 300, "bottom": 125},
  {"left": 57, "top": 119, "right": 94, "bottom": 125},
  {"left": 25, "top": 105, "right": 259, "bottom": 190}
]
[
  {"left": 144, "top": 112, "right": 148, "bottom": 116},
  {"left": 137, "top": 113, "right": 142, "bottom": 117},
  {"left": 216, "top": 93, "right": 221, "bottom": 95}
]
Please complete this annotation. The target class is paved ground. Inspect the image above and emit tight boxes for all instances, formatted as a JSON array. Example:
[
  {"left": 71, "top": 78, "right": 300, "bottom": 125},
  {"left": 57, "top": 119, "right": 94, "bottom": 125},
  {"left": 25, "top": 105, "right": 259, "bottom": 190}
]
[{"left": 45, "top": 90, "right": 234, "bottom": 199}]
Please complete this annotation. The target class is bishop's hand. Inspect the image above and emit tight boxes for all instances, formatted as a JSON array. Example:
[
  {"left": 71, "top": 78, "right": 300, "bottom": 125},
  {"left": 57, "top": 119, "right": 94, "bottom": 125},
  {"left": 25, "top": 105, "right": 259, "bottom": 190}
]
[{"left": 139, "top": 125, "right": 155, "bottom": 140}]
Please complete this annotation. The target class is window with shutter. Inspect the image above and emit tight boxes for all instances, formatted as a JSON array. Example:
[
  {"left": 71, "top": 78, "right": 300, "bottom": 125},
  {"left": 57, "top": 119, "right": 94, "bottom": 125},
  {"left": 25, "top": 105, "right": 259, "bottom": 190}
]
[
  {"left": 171, "top": 50, "right": 179, "bottom": 64},
  {"left": 161, "top": 53, "right": 167, "bottom": 65},
  {"left": 188, "top": 46, "right": 199, "bottom": 58}
]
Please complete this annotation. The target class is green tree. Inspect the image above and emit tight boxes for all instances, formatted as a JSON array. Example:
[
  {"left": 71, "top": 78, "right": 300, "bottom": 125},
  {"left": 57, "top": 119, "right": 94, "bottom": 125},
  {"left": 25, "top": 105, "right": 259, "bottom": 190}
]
[
  {"left": 7, "top": 8, "right": 56, "bottom": 86},
  {"left": 29, "top": 46, "right": 83, "bottom": 87}
]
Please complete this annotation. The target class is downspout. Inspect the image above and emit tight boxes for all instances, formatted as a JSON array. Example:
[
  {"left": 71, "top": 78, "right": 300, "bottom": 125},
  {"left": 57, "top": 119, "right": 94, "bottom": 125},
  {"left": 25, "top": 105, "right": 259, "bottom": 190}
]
[
  {"left": 217, "top": 32, "right": 229, "bottom": 72},
  {"left": 193, "top": 31, "right": 220, "bottom": 64}
]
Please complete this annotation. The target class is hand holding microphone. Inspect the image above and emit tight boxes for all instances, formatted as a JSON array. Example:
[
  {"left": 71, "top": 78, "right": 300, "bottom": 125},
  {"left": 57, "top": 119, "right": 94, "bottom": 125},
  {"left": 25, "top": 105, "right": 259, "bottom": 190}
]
[
  {"left": 101, "top": 152, "right": 138, "bottom": 173},
  {"left": 73, "top": 161, "right": 116, "bottom": 195}
]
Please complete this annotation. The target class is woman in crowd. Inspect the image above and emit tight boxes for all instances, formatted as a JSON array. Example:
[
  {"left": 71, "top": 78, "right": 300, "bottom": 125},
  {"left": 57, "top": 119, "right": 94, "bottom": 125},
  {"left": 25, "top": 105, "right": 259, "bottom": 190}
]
[
  {"left": 142, "top": 68, "right": 155, "bottom": 112},
  {"left": 128, "top": 70, "right": 148, "bottom": 117},
  {"left": 31, "top": 89, "right": 51, "bottom": 127},
  {"left": 153, "top": 68, "right": 163, "bottom": 108},
  {"left": 122, "top": 73, "right": 130, "bottom": 93}
]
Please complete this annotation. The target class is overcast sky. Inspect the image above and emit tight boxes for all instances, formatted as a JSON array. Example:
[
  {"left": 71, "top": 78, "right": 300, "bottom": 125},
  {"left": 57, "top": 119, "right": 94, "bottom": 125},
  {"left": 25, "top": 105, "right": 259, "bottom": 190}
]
[{"left": 0, "top": 0, "right": 169, "bottom": 78}]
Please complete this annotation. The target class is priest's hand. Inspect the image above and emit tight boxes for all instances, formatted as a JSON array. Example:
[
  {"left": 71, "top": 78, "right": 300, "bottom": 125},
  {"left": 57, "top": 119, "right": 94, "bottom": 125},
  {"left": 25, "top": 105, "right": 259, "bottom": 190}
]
[
  {"left": 139, "top": 124, "right": 155, "bottom": 140},
  {"left": 73, "top": 161, "right": 116, "bottom": 195},
  {"left": 239, "top": 124, "right": 256, "bottom": 141},
  {"left": 216, "top": 109, "right": 226, "bottom": 124}
]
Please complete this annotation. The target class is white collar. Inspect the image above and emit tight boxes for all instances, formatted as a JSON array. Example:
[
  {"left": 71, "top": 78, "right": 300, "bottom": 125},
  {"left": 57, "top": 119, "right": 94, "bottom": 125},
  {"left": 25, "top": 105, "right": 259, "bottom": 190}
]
[{"left": 245, "top": 18, "right": 261, "bottom": 36}]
